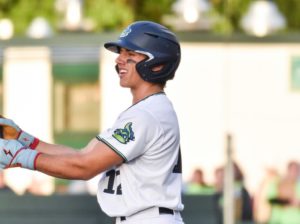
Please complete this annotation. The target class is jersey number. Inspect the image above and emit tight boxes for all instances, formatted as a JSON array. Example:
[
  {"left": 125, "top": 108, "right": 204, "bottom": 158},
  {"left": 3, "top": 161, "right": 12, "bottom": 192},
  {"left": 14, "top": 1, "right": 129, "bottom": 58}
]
[
  {"left": 103, "top": 169, "right": 122, "bottom": 195},
  {"left": 103, "top": 147, "right": 181, "bottom": 194}
]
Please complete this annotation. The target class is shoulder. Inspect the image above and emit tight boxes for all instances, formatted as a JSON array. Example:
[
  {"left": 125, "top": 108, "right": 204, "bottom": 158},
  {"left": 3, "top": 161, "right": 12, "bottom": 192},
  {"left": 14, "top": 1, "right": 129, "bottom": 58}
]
[
  {"left": 124, "top": 105, "right": 157, "bottom": 122},
  {"left": 117, "top": 106, "right": 161, "bottom": 138}
]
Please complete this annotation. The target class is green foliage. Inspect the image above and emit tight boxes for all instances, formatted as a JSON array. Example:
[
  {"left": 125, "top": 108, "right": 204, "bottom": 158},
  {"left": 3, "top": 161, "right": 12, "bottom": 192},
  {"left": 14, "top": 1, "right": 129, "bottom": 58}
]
[
  {"left": 0, "top": 0, "right": 18, "bottom": 17},
  {"left": 210, "top": 0, "right": 252, "bottom": 34},
  {"left": 275, "top": 0, "right": 300, "bottom": 31},
  {"left": 84, "top": 0, "right": 133, "bottom": 31},
  {"left": 0, "top": 0, "right": 56, "bottom": 35},
  {"left": 209, "top": 8, "right": 233, "bottom": 35},
  {"left": 12, "top": 0, "right": 56, "bottom": 34},
  {"left": 84, "top": 0, "right": 175, "bottom": 31},
  {"left": 0, "top": 0, "right": 175, "bottom": 35},
  {"left": 1, "top": 0, "right": 300, "bottom": 36},
  {"left": 129, "top": 0, "right": 175, "bottom": 23}
]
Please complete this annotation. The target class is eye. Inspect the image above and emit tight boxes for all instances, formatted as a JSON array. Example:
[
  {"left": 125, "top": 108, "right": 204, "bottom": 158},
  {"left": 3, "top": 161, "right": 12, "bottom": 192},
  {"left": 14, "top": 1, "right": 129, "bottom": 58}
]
[{"left": 128, "top": 52, "right": 136, "bottom": 57}]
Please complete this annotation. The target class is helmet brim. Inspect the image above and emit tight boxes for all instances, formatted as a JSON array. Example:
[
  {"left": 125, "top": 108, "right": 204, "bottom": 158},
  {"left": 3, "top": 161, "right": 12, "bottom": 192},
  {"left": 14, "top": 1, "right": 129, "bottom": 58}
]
[
  {"left": 104, "top": 41, "right": 121, "bottom": 53},
  {"left": 104, "top": 40, "right": 142, "bottom": 54}
]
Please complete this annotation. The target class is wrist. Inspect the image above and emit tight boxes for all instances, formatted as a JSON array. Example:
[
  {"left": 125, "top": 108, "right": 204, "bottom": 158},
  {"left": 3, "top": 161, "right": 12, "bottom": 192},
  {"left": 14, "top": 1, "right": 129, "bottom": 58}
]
[
  {"left": 0, "top": 139, "right": 40, "bottom": 170},
  {"left": 11, "top": 148, "right": 40, "bottom": 170},
  {"left": 33, "top": 152, "right": 42, "bottom": 170},
  {"left": 30, "top": 138, "right": 40, "bottom": 149},
  {"left": 18, "top": 130, "right": 39, "bottom": 149}
]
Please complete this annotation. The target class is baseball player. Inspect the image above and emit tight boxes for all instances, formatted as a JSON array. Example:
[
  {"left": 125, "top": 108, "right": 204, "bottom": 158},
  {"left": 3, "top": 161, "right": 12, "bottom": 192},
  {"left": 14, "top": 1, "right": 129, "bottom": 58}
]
[{"left": 0, "top": 21, "right": 184, "bottom": 224}]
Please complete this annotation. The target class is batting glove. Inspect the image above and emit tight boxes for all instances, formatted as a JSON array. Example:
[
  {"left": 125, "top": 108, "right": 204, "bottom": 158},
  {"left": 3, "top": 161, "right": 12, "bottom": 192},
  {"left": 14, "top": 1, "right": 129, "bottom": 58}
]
[
  {"left": 0, "top": 117, "right": 39, "bottom": 149},
  {"left": 0, "top": 139, "right": 40, "bottom": 170}
]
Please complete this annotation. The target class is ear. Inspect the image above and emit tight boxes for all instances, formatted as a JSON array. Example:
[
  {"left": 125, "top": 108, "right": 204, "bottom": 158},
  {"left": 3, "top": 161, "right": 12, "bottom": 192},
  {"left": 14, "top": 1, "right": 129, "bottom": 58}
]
[{"left": 151, "top": 64, "right": 164, "bottom": 72}]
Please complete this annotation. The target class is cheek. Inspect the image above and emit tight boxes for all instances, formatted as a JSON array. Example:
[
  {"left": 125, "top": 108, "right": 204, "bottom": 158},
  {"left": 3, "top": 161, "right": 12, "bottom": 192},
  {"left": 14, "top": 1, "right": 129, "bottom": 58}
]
[{"left": 128, "top": 64, "right": 139, "bottom": 77}]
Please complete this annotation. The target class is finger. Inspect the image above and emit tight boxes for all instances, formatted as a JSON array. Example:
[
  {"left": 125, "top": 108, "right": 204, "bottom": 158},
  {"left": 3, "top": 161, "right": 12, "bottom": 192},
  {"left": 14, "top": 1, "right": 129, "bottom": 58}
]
[{"left": 0, "top": 118, "right": 14, "bottom": 126}]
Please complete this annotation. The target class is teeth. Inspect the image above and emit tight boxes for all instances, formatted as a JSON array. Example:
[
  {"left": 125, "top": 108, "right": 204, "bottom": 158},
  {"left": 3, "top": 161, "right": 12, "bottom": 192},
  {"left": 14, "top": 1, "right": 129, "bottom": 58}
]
[{"left": 120, "top": 69, "right": 127, "bottom": 74}]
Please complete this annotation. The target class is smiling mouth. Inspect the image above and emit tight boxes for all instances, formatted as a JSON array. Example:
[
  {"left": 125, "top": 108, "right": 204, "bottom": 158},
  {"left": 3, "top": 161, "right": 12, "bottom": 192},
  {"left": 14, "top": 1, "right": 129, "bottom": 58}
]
[
  {"left": 115, "top": 65, "right": 126, "bottom": 75},
  {"left": 119, "top": 68, "right": 127, "bottom": 74},
  {"left": 116, "top": 66, "right": 128, "bottom": 77}
]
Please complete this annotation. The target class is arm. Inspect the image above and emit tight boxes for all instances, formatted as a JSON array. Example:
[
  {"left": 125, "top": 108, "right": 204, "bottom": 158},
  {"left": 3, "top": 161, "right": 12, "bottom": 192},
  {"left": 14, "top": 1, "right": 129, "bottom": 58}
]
[
  {"left": 35, "top": 138, "right": 124, "bottom": 180},
  {"left": 0, "top": 117, "right": 124, "bottom": 178},
  {"left": 0, "top": 138, "right": 124, "bottom": 180},
  {"left": 0, "top": 116, "right": 84, "bottom": 155},
  {"left": 36, "top": 141, "right": 79, "bottom": 155}
]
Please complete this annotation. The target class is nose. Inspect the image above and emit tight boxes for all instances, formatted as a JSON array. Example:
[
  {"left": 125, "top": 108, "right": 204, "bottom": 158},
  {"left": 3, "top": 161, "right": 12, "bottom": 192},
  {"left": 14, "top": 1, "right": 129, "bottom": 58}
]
[{"left": 115, "top": 52, "right": 126, "bottom": 65}]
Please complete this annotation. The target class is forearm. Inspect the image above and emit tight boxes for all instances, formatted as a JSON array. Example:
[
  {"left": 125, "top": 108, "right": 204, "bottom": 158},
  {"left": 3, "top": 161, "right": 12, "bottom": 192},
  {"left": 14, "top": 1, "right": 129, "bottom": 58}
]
[
  {"left": 36, "top": 141, "right": 78, "bottom": 155},
  {"left": 0, "top": 138, "right": 123, "bottom": 181},
  {"left": 34, "top": 141, "right": 93, "bottom": 179},
  {"left": 34, "top": 139, "right": 124, "bottom": 180},
  {"left": 35, "top": 152, "right": 95, "bottom": 180}
]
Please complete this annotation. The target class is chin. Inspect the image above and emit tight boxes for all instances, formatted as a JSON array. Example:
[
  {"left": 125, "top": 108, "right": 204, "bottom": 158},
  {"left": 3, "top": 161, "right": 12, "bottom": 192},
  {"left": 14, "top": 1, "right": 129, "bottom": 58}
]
[{"left": 119, "top": 81, "right": 130, "bottom": 88}]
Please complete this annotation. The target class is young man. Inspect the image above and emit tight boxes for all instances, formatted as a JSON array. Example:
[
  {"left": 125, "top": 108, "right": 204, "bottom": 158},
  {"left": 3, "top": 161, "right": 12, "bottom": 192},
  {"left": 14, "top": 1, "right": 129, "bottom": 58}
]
[{"left": 0, "top": 21, "right": 184, "bottom": 224}]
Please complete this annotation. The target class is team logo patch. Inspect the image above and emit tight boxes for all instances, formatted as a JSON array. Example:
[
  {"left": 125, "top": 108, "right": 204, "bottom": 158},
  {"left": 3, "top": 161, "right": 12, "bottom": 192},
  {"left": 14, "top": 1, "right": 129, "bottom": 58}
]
[
  {"left": 112, "top": 122, "right": 135, "bottom": 144},
  {"left": 120, "top": 27, "right": 131, "bottom": 38}
]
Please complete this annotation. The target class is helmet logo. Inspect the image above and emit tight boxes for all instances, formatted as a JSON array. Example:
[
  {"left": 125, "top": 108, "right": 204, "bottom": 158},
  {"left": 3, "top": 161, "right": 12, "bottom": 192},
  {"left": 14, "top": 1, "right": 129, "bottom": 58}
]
[{"left": 120, "top": 27, "right": 131, "bottom": 38}]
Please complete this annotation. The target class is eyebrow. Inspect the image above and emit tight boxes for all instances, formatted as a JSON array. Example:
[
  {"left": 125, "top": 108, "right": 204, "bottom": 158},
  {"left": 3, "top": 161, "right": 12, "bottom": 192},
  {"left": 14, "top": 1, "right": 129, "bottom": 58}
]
[{"left": 119, "top": 48, "right": 133, "bottom": 53}]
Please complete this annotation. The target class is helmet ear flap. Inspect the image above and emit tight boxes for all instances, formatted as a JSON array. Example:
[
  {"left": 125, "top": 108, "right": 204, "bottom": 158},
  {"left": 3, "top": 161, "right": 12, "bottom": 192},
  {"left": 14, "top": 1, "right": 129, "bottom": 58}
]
[{"left": 136, "top": 57, "right": 177, "bottom": 83}]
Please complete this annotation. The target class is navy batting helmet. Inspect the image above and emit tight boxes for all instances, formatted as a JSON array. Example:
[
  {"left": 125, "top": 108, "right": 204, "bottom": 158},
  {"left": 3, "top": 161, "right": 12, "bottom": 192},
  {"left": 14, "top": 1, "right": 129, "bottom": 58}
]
[{"left": 104, "top": 21, "right": 181, "bottom": 83}]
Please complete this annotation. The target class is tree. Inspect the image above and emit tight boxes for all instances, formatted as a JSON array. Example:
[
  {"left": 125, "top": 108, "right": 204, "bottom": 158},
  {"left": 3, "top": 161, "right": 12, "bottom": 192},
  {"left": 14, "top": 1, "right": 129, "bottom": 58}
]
[
  {"left": 275, "top": 0, "right": 300, "bottom": 31},
  {"left": 84, "top": 0, "right": 175, "bottom": 31},
  {"left": 2, "top": 0, "right": 300, "bottom": 36},
  {"left": 210, "top": 0, "right": 252, "bottom": 34},
  {"left": 84, "top": 0, "right": 133, "bottom": 31},
  {"left": 128, "top": 0, "right": 175, "bottom": 23},
  {"left": 0, "top": 0, "right": 56, "bottom": 35}
]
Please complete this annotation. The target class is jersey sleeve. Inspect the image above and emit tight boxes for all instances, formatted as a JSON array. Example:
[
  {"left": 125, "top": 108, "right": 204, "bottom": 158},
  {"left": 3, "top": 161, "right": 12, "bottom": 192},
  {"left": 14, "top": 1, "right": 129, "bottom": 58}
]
[{"left": 97, "top": 108, "right": 161, "bottom": 162}]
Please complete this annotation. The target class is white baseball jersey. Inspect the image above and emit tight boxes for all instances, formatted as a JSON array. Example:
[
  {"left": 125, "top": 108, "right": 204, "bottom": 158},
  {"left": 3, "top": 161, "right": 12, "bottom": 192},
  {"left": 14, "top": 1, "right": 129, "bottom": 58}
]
[{"left": 96, "top": 92, "right": 184, "bottom": 217}]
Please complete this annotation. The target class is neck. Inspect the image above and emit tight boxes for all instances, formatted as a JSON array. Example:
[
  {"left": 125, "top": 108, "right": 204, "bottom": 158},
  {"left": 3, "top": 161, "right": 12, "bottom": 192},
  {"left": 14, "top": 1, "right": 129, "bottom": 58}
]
[{"left": 131, "top": 84, "right": 163, "bottom": 104}]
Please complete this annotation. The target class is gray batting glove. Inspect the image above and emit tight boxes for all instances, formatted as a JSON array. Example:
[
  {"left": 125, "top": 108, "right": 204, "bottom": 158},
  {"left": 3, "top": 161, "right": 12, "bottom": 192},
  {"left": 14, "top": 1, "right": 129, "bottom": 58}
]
[
  {"left": 0, "top": 117, "right": 40, "bottom": 149},
  {"left": 0, "top": 139, "right": 40, "bottom": 170}
]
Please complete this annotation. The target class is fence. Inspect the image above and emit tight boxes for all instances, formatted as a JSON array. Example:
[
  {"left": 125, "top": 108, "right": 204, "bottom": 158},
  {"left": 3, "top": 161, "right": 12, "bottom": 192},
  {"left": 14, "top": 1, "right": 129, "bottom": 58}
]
[{"left": 0, "top": 192, "right": 255, "bottom": 224}]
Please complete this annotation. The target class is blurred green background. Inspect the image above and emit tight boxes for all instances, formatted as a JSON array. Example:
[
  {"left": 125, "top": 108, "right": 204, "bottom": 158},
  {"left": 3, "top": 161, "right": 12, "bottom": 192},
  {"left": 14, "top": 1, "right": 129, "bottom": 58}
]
[{"left": 0, "top": 0, "right": 300, "bottom": 36}]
